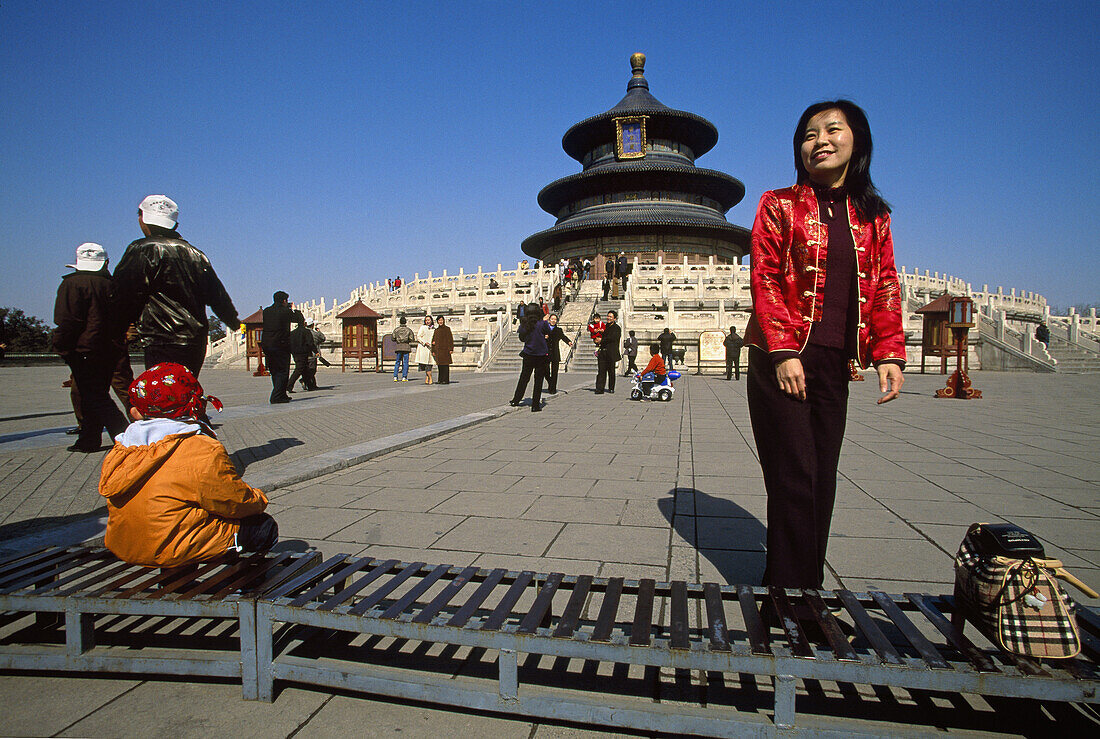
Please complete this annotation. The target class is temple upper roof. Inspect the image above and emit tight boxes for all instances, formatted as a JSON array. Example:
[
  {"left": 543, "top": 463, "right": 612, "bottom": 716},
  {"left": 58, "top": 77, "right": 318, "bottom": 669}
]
[{"left": 561, "top": 53, "right": 719, "bottom": 164}]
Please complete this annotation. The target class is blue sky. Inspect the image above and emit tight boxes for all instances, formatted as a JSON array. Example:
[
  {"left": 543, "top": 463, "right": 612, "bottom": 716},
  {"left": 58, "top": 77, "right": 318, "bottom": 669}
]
[{"left": 2, "top": 1, "right": 1097, "bottom": 322}]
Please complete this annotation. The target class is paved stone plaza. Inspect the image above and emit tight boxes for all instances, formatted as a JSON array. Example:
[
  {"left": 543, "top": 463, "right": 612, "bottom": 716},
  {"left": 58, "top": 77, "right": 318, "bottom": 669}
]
[{"left": 0, "top": 363, "right": 1097, "bottom": 736}]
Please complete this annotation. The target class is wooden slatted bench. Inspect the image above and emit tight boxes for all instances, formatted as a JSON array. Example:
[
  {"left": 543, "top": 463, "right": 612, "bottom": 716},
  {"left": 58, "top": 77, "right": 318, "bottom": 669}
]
[
  {"left": 0, "top": 544, "right": 320, "bottom": 699},
  {"left": 255, "top": 556, "right": 1100, "bottom": 736}
]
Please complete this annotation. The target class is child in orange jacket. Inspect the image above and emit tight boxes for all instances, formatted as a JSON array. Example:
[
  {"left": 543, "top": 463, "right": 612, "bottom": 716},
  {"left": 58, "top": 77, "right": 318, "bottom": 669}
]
[{"left": 99, "top": 363, "right": 278, "bottom": 567}]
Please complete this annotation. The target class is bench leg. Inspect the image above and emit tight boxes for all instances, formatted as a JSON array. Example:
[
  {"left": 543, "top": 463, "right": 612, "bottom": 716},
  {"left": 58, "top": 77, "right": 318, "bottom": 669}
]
[
  {"left": 498, "top": 648, "right": 518, "bottom": 702},
  {"left": 254, "top": 602, "right": 275, "bottom": 702},
  {"left": 65, "top": 609, "right": 94, "bottom": 655},
  {"left": 240, "top": 600, "right": 259, "bottom": 700},
  {"left": 773, "top": 674, "right": 797, "bottom": 730}
]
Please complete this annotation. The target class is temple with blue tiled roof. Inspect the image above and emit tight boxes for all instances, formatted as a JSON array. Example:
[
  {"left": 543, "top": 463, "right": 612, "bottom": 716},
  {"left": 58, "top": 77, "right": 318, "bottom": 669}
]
[{"left": 522, "top": 53, "right": 750, "bottom": 276}]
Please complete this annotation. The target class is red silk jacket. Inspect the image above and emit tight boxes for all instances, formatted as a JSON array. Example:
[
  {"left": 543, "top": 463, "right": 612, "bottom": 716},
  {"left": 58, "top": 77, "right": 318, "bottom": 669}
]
[{"left": 743, "top": 184, "right": 906, "bottom": 368}]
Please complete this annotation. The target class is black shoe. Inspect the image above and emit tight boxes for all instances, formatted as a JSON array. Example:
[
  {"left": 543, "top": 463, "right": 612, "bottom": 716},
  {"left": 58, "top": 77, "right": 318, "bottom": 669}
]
[
  {"left": 271, "top": 397, "right": 292, "bottom": 404},
  {"left": 531, "top": 405, "right": 542, "bottom": 412},
  {"left": 608, "top": 389, "right": 615, "bottom": 394},
  {"left": 509, "top": 400, "right": 521, "bottom": 407},
  {"left": 65, "top": 426, "right": 82, "bottom": 436},
  {"left": 286, "top": 388, "right": 295, "bottom": 394},
  {"left": 594, "top": 391, "right": 604, "bottom": 395},
  {"left": 67, "top": 442, "right": 101, "bottom": 453}
]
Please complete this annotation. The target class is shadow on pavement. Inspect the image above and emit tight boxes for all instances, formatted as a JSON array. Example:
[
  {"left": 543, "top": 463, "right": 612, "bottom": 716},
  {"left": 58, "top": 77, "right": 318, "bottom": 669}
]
[
  {"left": 0, "top": 508, "right": 108, "bottom": 556},
  {"left": 270, "top": 538, "right": 313, "bottom": 554},
  {"left": 230, "top": 437, "right": 304, "bottom": 471},
  {"left": 658, "top": 488, "right": 766, "bottom": 585}
]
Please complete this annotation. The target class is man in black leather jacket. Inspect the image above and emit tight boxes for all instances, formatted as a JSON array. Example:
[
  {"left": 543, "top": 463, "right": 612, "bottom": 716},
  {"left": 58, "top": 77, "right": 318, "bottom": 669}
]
[{"left": 113, "top": 195, "right": 240, "bottom": 376}]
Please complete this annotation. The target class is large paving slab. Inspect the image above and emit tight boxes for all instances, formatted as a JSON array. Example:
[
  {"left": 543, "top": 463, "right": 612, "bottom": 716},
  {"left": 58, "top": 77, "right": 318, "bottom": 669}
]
[{"left": 0, "top": 365, "right": 1098, "bottom": 735}]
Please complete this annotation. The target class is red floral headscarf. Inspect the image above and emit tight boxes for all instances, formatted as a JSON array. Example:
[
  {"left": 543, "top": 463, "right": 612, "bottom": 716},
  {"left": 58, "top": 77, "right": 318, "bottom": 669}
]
[{"left": 128, "top": 363, "right": 223, "bottom": 420}]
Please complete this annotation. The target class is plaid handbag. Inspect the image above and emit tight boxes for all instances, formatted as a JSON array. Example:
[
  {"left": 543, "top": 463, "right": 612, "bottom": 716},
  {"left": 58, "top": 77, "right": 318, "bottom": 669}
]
[{"left": 953, "top": 522, "right": 1098, "bottom": 659}]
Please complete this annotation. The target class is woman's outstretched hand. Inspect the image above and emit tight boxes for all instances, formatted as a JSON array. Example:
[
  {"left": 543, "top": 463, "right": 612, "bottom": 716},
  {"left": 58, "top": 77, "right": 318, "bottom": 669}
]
[
  {"left": 876, "top": 363, "right": 904, "bottom": 404},
  {"left": 775, "top": 357, "right": 806, "bottom": 401}
]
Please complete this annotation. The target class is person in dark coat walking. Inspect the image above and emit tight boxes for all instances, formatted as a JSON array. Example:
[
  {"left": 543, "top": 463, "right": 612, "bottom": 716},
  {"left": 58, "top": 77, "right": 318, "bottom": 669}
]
[
  {"left": 544, "top": 313, "right": 573, "bottom": 394},
  {"left": 595, "top": 310, "right": 622, "bottom": 394},
  {"left": 288, "top": 319, "right": 318, "bottom": 392},
  {"left": 509, "top": 303, "right": 551, "bottom": 412},
  {"left": 724, "top": 325, "right": 744, "bottom": 380},
  {"left": 617, "top": 252, "right": 631, "bottom": 292},
  {"left": 261, "top": 291, "right": 303, "bottom": 404},
  {"left": 52, "top": 243, "right": 129, "bottom": 452},
  {"left": 659, "top": 327, "right": 677, "bottom": 369},
  {"left": 113, "top": 195, "right": 239, "bottom": 376}
]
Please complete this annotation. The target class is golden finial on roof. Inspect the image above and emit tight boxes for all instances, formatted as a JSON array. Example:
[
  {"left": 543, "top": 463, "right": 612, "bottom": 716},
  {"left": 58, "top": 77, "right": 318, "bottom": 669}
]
[{"left": 630, "top": 53, "right": 646, "bottom": 77}]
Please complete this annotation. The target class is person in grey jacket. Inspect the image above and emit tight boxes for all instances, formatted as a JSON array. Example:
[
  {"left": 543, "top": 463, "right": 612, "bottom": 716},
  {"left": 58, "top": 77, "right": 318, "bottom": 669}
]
[
  {"left": 391, "top": 316, "right": 415, "bottom": 381},
  {"left": 288, "top": 320, "right": 318, "bottom": 392},
  {"left": 623, "top": 330, "right": 639, "bottom": 376}
]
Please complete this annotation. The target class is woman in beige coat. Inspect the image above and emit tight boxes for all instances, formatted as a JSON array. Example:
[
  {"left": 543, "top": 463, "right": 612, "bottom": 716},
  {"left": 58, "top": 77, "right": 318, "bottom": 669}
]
[{"left": 415, "top": 316, "right": 435, "bottom": 384}]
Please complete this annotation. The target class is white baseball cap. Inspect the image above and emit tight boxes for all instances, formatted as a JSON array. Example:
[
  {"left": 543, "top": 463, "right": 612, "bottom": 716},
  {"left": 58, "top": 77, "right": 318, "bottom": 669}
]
[
  {"left": 67, "top": 242, "right": 108, "bottom": 271},
  {"left": 139, "top": 194, "right": 179, "bottom": 229}
]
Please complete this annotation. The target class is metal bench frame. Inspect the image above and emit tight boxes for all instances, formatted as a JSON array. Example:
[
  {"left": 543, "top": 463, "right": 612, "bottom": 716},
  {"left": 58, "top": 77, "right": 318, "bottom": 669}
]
[
  {"left": 0, "top": 545, "right": 320, "bottom": 699},
  {"left": 254, "top": 556, "right": 1100, "bottom": 736}
]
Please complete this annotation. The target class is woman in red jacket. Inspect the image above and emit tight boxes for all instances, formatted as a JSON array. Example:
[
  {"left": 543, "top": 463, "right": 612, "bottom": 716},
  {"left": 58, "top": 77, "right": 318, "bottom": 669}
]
[{"left": 743, "top": 100, "right": 906, "bottom": 591}]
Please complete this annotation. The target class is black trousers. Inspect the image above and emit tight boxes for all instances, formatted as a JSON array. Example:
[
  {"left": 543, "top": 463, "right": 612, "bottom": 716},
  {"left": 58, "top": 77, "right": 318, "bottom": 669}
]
[
  {"left": 263, "top": 349, "right": 291, "bottom": 403},
  {"left": 511, "top": 354, "right": 547, "bottom": 408},
  {"left": 545, "top": 359, "right": 560, "bottom": 392},
  {"left": 596, "top": 355, "right": 617, "bottom": 392},
  {"left": 289, "top": 352, "right": 316, "bottom": 390},
  {"left": 747, "top": 345, "right": 849, "bottom": 589},
  {"left": 725, "top": 349, "right": 741, "bottom": 380},
  {"left": 67, "top": 351, "right": 129, "bottom": 448},
  {"left": 145, "top": 343, "right": 206, "bottom": 378},
  {"left": 437, "top": 364, "right": 450, "bottom": 384},
  {"left": 624, "top": 355, "right": 638, "bottom": 375},
  {"left": 661, "top": 350, "right": 674, "bottom": 369},
  {"left": 71, "top": 350, "right": 134, "bottom": 422},
  {"left": 236, "top": 513, "right": 279, "bottom": 553}
]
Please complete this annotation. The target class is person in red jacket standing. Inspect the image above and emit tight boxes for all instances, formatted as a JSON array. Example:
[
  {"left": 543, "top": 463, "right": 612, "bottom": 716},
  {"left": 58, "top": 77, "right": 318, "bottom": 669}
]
[{"left": 743, "top": 100, "right": 906, "bottom": 593}]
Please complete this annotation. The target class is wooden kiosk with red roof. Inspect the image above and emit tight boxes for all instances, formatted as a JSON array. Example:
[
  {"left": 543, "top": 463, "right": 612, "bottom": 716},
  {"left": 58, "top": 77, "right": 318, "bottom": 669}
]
[
  {"left": 916, "top": 294, "right": 953, "bottom": 374},
  {"left": 242, "top": 308, "right": 267, "bottom": 376},
  {"left": 337, "top": 300, "right": 383, "bottom": 372}
]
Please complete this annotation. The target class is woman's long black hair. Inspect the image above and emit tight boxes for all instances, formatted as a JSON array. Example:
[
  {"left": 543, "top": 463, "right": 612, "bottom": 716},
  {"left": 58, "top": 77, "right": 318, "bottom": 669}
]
[
  {"left": 518, "top": 302, "right": 541, "bottom": 340},
  {"left": 794, "top": 99, "right": 890, "bottom": 222}
]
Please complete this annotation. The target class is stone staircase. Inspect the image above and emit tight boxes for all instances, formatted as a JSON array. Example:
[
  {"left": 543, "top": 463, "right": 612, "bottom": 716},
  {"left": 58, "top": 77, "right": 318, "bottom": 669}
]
[
  {"left": 485, "top": 282, "right": 601, "bottom": 375},
  {"left": 1045, "top": 336, "right": 1100, "bottom": 373},
  {"left": 486, "top": 329, "right": 526, "bottom": 374}
]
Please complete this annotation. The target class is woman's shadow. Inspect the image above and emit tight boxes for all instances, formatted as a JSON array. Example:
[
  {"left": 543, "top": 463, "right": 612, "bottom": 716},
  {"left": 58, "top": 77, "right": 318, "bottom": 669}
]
[{"left": 658, "top": 488, "right": 767, "bottom": 585}]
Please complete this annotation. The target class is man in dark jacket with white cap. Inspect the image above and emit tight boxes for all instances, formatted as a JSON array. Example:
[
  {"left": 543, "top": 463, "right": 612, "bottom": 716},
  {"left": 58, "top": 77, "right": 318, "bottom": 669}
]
[
  {"left": 52, "top": 243, "right": 129, "bottom": 452},
  {"left": 113, "top": 195, "right": 240, "bottom": 376}
]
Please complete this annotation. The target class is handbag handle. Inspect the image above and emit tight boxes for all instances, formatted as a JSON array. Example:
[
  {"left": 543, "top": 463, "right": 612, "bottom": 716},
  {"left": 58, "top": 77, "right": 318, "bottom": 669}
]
[{"left": 1054, "top": 567, "right": 1100, "bottom": 599}]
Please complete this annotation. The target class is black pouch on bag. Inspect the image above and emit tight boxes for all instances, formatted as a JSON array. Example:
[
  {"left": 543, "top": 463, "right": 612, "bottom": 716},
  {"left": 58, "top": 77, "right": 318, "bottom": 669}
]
[{"left": 975, "top": 523, "right": 1045, "bottom": 558}]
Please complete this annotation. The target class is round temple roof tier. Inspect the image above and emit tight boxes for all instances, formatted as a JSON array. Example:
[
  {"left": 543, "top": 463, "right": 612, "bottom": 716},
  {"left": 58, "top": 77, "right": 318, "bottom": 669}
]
[
  {"left": 522, "top": 53, "right": 748, "bottom": 265},
  {"left": 537, "top": 164, "right": 746, "bottom": 216},
  {"left": 561, "top": 53, "right": 719, "bottom": 163}
]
